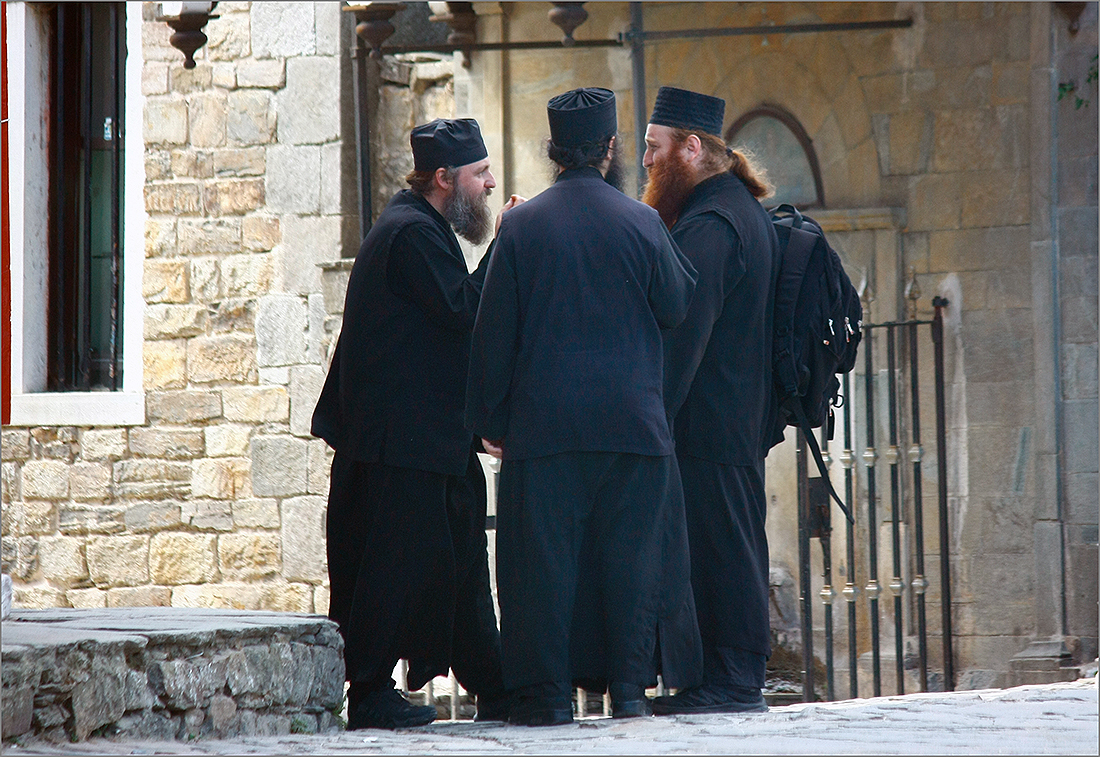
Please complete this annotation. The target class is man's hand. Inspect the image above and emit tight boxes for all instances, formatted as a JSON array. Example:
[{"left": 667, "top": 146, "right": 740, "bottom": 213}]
[
  {"left": 482, "top": 438, "right": 504, "bottom": 459},
  {"left": 495, "top": 194, "right": 527, "bottom": 235}
]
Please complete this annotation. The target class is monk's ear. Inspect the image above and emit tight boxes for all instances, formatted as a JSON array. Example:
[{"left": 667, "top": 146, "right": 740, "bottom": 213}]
[
  {"left": 605, "top": 135, "right": 617, "bottom": 163},
  {"left": 434, "top": 166, "right": 453, "bottom": 192},
  {"left": 683, "top": 134, "right": 703, "bottom": 163}
]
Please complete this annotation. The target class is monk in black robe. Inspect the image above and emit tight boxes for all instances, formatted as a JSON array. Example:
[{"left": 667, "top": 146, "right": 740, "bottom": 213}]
[
  {"left": 642, "top": 87, "right": 780, "bottom": 715},
  {"left": 312, "top": 118, "right": 519, "bottom": 729},
  {"left": 466, "top": 87, "right": 703, "bottom": 726}
]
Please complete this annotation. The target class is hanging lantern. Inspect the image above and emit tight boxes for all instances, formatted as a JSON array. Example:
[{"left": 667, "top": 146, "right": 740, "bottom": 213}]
[{"left": 156, "top": 2, "right": 219, "bottom": 69}]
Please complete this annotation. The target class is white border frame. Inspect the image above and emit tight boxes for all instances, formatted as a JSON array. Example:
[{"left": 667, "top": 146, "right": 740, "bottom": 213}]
[{"left": 7, "top": 2, "right": 145, "bottom": 427}]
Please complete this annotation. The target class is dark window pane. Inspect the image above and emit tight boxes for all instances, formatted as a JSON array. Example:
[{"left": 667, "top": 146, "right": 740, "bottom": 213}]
[{"left": 47, "top": 2, "right": 124, "bottom": 391}]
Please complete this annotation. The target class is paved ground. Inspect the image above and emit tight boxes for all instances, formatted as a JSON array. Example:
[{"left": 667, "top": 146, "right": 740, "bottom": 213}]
[{"left": 3, "top": 677, "right": 1095, "bottom": 755}]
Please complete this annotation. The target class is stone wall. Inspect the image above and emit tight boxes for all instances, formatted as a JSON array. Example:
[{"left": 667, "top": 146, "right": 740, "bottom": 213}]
[
  {"left": 0, "top": 3, "right": 476, "bottom": 623},
  {"left": 1, "top": 2, "right": 358, "bottom": 615},
  {"left": 1051, "top": 1, "right": 1099, "bottom": 665},
  {"left": 2, "top": 608, "right": 344, "bottom": 742}
]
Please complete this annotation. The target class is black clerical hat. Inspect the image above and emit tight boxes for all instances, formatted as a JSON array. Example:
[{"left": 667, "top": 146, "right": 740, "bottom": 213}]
[
  {"left": 410, "top": 118, "right": 488, "bottom": 172},
  {"left": 649, "top": 86, "right": 725, "bottom": 136},
  {"left": 547, "top": 87, "right": 617, "bottom": 148}
]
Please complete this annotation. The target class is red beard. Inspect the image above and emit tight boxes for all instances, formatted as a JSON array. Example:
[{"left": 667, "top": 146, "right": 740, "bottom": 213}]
[{"left": 642, "top": 150, "right": 697, "bottom": 229}]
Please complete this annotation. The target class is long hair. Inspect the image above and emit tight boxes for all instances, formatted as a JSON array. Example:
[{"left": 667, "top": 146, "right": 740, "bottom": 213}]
[
  {"left": 546, "top": 134, "right": 616, "bottom": 171},
  {"left": 667, "top": 128, "right": 773, "bottom": 199},
  {"left": 405, "top": 166, "right": 458, "bottom": 197}
]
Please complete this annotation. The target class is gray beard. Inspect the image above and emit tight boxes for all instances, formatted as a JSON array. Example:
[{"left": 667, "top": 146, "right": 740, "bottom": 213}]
[{"left": 444, "top": 185, "right": 493, "bottom": 245}]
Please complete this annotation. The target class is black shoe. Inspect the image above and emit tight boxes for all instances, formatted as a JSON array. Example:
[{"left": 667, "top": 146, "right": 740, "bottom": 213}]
[
  {"left": 508, "top": 699, "right": 573, "bottom": 726},
  {"left": 651, "top": 684, "right": 768, "bottom": 715},
  {"left": 507, "top": 684, "right": 573, "bottom": 726},
  {"left": 474, "top": 690, "right": 513, "bottom": 722},
  {"left": 347, "top": 686, "right": 437, "bottom": 730},
  {"left": 609, "top": 682, "right": 652, "bottom": 719}
]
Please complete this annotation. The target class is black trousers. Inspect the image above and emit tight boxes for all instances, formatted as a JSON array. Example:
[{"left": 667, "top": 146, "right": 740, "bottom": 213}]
[
  {"left": 495, "top": 451, "right": 702, "bottom": 692},
  {"left": 325, "top": 450, "right": 504, "bottom": 700},
  {"left": 678, "top": 454, "right": 770, "bottom": 688}
]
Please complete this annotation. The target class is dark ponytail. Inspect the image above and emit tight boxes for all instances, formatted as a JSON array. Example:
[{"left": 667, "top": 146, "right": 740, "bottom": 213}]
[{"left": 547, "top": 134, "right": 615, "bottom": 171}]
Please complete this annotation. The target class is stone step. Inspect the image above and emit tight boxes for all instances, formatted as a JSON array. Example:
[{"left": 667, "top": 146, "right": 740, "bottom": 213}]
[
  {"left": 1, "top": 607, "right": 345, "bottom": 744},
  {"left": 1008, "top": 656, "right": 1077, "bottom": 673},
  {"left": 1006, "top": 668, "right": 1083, "bottom": 686}
]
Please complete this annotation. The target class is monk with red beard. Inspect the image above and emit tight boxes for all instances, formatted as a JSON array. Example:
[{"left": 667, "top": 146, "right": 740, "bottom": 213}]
[{"left": 642, "top": 87, "right": 781, "bottom": 715}]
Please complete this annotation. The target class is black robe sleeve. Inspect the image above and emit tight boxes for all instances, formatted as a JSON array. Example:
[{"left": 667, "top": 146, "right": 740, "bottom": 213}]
[
  {"left": 465, "top": 233, "right": 518, "bottom": 444},
  {"left": 386, "top": 223, "right": 492, "bottom": 332},
  {"left": 649, "top": 222, "right": 699, "bottom": 330},
  {"left": 662, "top": 212, "right": 745, "bottom": 421}
]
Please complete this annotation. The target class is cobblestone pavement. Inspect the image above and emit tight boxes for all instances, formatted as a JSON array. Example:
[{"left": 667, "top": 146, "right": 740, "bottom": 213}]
[{"left": 3, "top": 678, "right": 1095, "bottom": 756}]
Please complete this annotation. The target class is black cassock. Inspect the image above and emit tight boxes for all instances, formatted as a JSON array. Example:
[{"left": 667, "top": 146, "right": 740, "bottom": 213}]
[
  {"left": 466, "top": 167, "right": 703, "bottom": 692},
  {"left": 312, "top": 190, "right": 502, "bottom": 695},
  {"left": 662, "top": 171, "right": 780, "bottom": 686}
]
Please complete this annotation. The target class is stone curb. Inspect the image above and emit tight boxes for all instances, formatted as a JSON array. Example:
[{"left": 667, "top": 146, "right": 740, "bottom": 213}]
[{"left": 1, "top": 608, "right": 345, "bottom": 744}]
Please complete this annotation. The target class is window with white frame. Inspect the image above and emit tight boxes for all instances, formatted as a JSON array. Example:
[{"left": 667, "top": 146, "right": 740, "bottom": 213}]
[{"left": 5, "top": 1, "right": 144, "bottom": 426}]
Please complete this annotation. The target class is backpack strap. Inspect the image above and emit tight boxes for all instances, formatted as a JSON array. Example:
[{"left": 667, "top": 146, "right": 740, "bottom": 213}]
[
  {"left": 771, "top": 224, "right": 819, "bottom": 397},
  {"left": 789, "top": 398, "right": 855, "bottom": 524},
  {"left": 772, "top": 203, "right": 803, "bottom": 228}
]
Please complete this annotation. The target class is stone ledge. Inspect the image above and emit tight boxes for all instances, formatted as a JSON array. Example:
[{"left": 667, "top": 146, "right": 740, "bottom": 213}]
[{"left": 1, "top": 608, "right": 344, "bottom": 743}]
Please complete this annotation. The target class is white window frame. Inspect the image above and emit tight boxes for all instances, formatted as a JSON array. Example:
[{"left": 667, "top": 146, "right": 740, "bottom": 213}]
[{"left": 6, "top": 1, "right": 145, "bottom": 427}]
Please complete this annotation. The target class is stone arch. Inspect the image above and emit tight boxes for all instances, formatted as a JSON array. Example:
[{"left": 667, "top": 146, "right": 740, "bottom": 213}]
[{"left": 709, "top": 47, "right": 879, "bottom": 209}]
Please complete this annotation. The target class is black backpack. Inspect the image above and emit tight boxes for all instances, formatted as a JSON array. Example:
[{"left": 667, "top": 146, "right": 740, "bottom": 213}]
[{"left": 768, "top": 204, "right": 862, "bottom": 522}]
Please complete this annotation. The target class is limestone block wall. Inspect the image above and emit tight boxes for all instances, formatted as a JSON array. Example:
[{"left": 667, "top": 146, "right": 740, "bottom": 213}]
[
  {"left": 1051, "top": 2, "right": 1099, "bottom": 664},
  {"left": 1, "top": 2, "right": 358, "bottom": 614}
]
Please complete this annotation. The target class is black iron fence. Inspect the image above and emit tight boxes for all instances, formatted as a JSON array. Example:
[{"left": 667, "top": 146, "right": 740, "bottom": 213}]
[{"left": 796, "top": 296, "right": 955, "bottom": 701}]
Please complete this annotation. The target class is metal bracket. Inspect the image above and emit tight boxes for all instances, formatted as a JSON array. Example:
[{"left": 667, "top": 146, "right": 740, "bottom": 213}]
[{"left": 809, "top": 477, "right": 832, "bottom": 539}]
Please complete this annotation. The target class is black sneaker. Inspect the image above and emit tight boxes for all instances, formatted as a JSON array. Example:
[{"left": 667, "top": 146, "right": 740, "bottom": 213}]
[
  {"left": 651, "top": 684, "right": 768, "bottom": 715},
  {"left": 347, "top": 686, "right": 438, "bottom": 730},
  {"left": 609, "top": 682, "right": 652, "bottom": 719}
]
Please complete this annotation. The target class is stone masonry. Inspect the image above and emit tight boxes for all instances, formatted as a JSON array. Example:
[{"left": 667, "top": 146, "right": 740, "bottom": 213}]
[
  {"left": 1, "top": 608, "right": 344, "bottom": 743},
  {"left": 1, "top": 1, "right": 464, "bottom": 632},
  {"left": 1, "top": 3, "right": 358, "bottom": 616}
]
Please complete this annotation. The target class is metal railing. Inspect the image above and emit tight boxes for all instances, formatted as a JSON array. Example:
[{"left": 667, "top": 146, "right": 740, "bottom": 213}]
[{"left": 796, "top": 296, "right": 955, "bottom": 700}]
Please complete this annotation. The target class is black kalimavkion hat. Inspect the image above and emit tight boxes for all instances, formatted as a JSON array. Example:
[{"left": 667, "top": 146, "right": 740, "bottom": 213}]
[
  {"left": 410, "top": 118, "right": 489, "bottom": 172},
  {"left": 649, "top": 86, "right": 725, "bottom": 136},
  {"left": 547, "top": 87, "right": 618, "bottom": 148}
]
